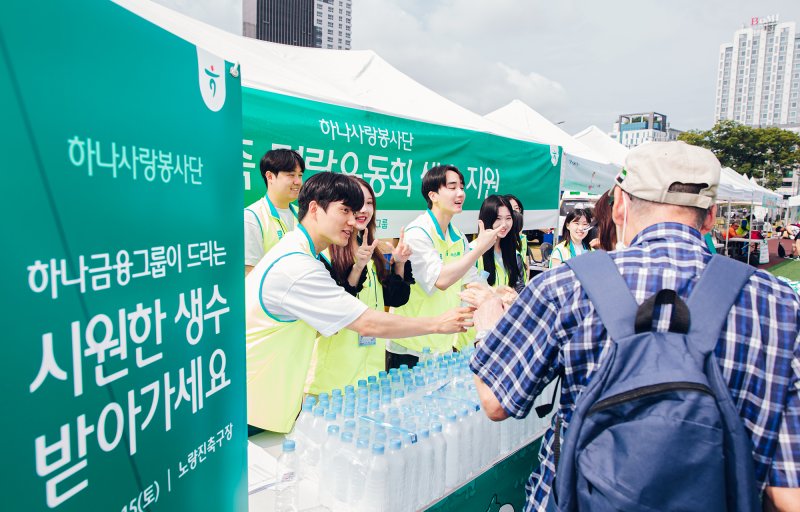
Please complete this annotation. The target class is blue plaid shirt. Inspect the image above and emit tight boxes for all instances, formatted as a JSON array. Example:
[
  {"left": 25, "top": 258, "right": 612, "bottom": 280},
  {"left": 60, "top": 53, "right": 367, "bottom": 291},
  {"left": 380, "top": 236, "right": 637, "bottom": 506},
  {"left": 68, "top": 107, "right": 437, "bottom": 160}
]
[{"left": 470, "top": 223, "right": 800, "bottom": 512}]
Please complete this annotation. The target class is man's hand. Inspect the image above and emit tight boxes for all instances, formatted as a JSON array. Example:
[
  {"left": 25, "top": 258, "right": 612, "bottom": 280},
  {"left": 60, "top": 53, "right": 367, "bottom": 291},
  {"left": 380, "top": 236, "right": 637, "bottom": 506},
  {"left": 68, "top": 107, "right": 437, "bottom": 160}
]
[
  {"left": 494, "top": 285, "right": 518, "bottom": 306},
  {"left": 391, "top": 227, "right": 413, "bottom": 265},
  {"left": 472, "top": 220, "right": 500, "bottom": 254},
  {"left": 434, "top": 306, "right": 475, "bottom": 334}
]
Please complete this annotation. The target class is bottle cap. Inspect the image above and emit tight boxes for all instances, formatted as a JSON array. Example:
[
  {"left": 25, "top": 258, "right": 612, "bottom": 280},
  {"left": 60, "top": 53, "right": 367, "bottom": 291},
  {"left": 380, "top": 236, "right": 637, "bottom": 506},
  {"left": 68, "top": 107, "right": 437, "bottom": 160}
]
[
  {"left": 341, "top": 432, "right": 353, "bottom": 442},
  {"left": 372, "top": 444, "right": 385, "bottom": 455},
  {"left": 390, "top": 439, "right": 402, "bottom": 450},
  {"left": 327, "top": 424, "right": 340, "bottom": 435},
  {"left": 282, "top": 439, "right": 296, "bottom": 452}
]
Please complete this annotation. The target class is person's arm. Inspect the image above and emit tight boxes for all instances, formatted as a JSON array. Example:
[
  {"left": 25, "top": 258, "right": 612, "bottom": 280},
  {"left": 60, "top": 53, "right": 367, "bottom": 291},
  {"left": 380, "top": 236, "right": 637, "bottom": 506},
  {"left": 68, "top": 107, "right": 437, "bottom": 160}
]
[
  {"left": 346, "top": 306, "right": 473, "bottom": 339},
  {"left": 434, "top": 221, "right": 498, "bottom": 290},
  {"left": 764, "top": 488, "right": 800, "bottom": 512},
  {"left": 244, "top": 212, "right": 265, "bottom": 276},
  {"left": 550, "top": 246, "right": 564, "bottom": 268},
  {"left": 470, "top": 294, "right": 510, "bottom": 421}
]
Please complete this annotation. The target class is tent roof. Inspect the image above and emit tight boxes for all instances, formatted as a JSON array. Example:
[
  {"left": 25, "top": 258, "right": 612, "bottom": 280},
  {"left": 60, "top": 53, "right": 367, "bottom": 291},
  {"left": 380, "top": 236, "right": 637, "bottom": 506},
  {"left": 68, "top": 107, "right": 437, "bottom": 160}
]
[
  {"left": 573, "top": 126, "right": 629, "bottom": 167},
  {"left": 114, "top": 0, "right": 528, "bottom": 139},
  {"left": 485, "top": 100, "right": 610, "bottom": 163}
]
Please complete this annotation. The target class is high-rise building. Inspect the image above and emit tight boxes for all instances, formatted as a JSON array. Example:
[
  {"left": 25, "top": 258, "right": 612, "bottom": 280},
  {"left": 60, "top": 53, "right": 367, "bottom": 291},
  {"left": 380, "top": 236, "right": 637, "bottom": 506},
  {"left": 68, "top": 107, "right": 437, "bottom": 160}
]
[
  {"left": 243, "top": 0, "right": 315, "bottom": 47},
  {"left": 609, "top": 112, "right": 683, "bottom": 149},
  {"left": 314, "top": 0, "right": 352, "bottom": 50},
  {"left": 242, "top": 0, "right": 352, "bottom": 50},
  {"left": 715, "top": 15, "right": 800, "bottom": 128}
]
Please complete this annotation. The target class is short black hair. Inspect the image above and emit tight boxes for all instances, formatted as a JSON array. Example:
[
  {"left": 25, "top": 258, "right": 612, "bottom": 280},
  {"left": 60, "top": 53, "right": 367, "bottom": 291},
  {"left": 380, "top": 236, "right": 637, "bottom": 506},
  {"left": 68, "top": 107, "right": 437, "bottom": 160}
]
[
  {"left": 421, "top": 164, "right": 464, "bottom": 209},
  {"left": 298, "top": 173, "right": 364, "bottom": 221},
  {"left": 259, "top": 149, "right": 305, "bottom": 187}
]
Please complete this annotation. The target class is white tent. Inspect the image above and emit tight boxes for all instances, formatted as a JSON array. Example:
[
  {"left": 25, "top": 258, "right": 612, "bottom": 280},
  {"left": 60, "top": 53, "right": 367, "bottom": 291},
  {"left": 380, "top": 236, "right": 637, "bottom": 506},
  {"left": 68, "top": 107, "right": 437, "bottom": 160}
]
[
  {"left": 113, "top": 0, "right": 561, "bottom": 233},
  {"left": 788, "top": 195, "right": 800, "bottom": 207},
  {"left": 115, "top": 0, "right": 532, "bottom": 141},
  {"left": 485, "top": 100, "right": 618, "bottom": 194},
  {"left": 573, "top": 125, "right": 630, "bottom": 168}
]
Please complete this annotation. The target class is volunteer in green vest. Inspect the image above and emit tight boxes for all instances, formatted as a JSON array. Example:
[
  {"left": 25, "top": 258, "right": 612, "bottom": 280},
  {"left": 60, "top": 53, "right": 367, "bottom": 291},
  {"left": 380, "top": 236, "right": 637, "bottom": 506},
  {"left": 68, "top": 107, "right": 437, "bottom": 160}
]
[
  {"left": 246, "top": 172, "right": 473, "bottom": 433},
  {"left": 505, "top": 194, "right": 531, "bottom": 276},
  {"left": 307, "top": 177, "right": 414, "bottom": 395},
  {"left": 387, "top": 164, "right": 499, "bottom": 370},
  {"left": 472, "top": 195, "right": 525, "bottom": 293},
  {"left": 550, "top": 208, "right": 594, "bottom": 268},
  {"left": 244, "top": 148, "right": 304, "bottom": 276}
]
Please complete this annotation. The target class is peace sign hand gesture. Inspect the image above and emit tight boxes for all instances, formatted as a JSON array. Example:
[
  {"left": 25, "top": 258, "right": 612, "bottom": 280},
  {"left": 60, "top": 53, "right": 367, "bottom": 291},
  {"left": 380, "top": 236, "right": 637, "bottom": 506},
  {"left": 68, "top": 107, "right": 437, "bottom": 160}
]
[
  {"left": 355, "top": 232, "right": 379, "bottom": 270},
  {"left": 391, "top": 227, "right": 413, "bottom": 265}
]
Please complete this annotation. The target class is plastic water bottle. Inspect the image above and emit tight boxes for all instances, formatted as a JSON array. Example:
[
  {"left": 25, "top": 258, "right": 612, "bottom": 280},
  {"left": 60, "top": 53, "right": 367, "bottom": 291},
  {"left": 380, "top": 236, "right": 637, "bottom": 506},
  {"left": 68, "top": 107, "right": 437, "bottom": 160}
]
[
  {"left": 349, "top": 437, "right": 370, "bottom": 507},
  {"left": 401, "top": 431, "right": 420, "bottom": 511},
  {"left": 386, "top": 439, "right": 406, "bottom": 512},
  {"left": 332, "top": 432, "right": 355, "bottom": 510},
  {"left": 362, "top": 443, "right": 389, "bottom": 512},
  {"left": 429, "top": 422, "right": 447, "bottom": 501},
  {"left": 417, "top": 428, "right": 435, "bottom": 505},
  {"left": 457, "top": 407, "right": 475, "bottom": 480},
  {"left": 275, "top": 439, "right": 299, "bottom": 512},
  {"left": 318, "top": 424, "right": 341, "bottom": 503},
  {"left": 442, "top": 412, "right": 461, "bottom": 490}
]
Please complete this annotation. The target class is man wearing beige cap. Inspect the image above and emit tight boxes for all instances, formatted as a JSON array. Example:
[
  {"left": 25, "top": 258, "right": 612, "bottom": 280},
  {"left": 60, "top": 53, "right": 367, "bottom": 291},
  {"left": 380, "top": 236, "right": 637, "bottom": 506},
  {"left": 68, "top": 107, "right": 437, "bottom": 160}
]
[{"left": 466, "top": 141, "right": 800, "bottom": 511}]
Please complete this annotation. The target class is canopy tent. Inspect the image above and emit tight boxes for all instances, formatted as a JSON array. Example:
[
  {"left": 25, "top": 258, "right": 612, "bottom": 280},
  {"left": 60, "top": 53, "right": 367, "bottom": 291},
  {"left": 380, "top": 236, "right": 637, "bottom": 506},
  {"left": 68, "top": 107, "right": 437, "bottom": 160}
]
[
  {"left": 788, "top": 195, "right": 800, "bottom": 207},
  {"left": 485, "top": 100, "right": 618, "bottom": 194},
  {"left": 114, "top": 0, "right": 562, "bottom": 235},
  {"left": 573, "top": 125, "right": 630, "bottom": 168}
]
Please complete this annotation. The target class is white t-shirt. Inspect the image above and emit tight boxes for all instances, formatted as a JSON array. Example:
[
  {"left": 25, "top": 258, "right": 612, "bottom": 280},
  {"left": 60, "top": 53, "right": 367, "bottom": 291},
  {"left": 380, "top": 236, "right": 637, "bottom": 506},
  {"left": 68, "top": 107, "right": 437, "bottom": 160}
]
[
  {"left": 276, "top": 207, "right": 296, "bottom": 232},
  {"left": 247, "top": 229, "right": 367, "bottom": 337},
  {"left": 403, "top": 211, "right": 479, "bottom": 295}
]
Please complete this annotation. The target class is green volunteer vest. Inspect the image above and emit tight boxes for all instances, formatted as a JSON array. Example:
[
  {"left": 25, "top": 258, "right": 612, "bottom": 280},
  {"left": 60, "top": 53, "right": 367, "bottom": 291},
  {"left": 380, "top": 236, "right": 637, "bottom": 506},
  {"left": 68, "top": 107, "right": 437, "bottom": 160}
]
[
  {"left": 307, "top": 259, "right": 385, "bottom": 395},
  {"left": 392, "top": 211, "right": 467, "bottom": 354},
  {"left": 245, "top": 195, "right": 298, "bottom": 256},
  {"left": 245, "top": 226, "right": 319, "bottom": 433}
]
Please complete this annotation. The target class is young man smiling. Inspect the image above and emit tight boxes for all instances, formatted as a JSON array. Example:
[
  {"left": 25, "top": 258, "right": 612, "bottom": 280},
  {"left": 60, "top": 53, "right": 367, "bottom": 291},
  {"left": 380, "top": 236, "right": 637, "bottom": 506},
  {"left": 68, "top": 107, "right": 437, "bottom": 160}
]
[
  {"left": 244, "top": 149, "right": 305, "bottom": 276},
  {"left": 245, "top": 172, "right": 474, "bottom": 433},
  {"left": 387, "top": 164, "right": 499, "bottom": 369}
]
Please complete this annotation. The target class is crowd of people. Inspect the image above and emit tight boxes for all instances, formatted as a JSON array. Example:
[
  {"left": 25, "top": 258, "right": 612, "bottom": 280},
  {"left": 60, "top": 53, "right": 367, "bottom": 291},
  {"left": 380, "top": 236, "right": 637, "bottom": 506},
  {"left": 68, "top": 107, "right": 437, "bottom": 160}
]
[{"left": 245, "top": 142, "right": 799, "bottom": 511}]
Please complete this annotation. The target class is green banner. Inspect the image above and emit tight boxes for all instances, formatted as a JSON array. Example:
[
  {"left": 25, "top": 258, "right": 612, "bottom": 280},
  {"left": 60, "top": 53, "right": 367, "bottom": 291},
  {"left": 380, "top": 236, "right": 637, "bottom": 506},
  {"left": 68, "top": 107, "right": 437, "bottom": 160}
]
[
  {"left": 2, "top": 2, "right": 246, "bottom": 511},
  {"left": 242, "top": 89, "right": 561, "bottom": 236}
]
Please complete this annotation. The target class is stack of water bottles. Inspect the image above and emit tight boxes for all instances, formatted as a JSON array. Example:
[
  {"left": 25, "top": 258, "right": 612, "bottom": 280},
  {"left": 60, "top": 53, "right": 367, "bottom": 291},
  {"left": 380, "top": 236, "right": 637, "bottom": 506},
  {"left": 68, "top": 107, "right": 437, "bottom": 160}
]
[{"left": 282, "top": 347, "right": 544, "bottom": 512}]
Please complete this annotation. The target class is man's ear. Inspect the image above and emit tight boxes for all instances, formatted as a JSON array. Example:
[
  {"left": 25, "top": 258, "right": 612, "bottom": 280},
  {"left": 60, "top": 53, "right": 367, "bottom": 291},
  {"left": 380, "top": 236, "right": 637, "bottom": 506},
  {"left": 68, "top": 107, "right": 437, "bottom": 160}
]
[
  {"left": 308, "top": 200, "right": 318, "bottom": 219},
  {"left": 700, "top": 204, "right": 717, "bottom": 234},
  {"left": 611, "top": 186, "right": 625, "bottom": 226},
  {"left": 428, "top": 190, "right": 438, "bottom": 206}
]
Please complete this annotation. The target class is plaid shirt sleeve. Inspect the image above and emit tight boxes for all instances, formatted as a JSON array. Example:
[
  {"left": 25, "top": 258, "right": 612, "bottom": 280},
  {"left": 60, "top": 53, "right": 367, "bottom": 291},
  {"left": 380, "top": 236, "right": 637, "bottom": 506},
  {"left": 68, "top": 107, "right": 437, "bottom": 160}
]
[
  {"left": 768, "top": 323, "right": 800, "bottom": 488},
  {"left": 470, "top": 267, "right": 570, "bottom": 418}
]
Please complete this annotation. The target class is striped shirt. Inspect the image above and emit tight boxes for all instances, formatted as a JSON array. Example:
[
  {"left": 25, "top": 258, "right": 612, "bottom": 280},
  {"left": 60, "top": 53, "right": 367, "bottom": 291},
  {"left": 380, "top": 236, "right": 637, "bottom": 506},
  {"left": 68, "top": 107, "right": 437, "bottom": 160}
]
[{"left": 470, "top": 222, "right": 800, "bottom": 512}]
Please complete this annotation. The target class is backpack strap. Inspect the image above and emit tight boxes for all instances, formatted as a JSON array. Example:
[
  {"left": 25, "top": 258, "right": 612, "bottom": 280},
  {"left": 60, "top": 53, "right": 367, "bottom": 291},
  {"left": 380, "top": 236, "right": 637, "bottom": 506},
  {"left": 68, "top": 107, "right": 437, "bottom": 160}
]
[
  {"left": 566, "top": 251, "right": 638, "bottom": 340},
  {"left": 686, "top": 255, "right": 754, "bottom": 354}
]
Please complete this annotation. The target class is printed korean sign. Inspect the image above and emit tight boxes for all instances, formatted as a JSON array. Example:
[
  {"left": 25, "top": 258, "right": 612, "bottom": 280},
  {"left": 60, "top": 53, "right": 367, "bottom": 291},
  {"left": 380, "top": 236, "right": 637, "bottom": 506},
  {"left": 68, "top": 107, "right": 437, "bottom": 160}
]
[
  {"left": 242, "top": 89, "right": 561, "bottom": 236},
  {"left": 2, "top": 2, "right": 246, "bottom": 511}
]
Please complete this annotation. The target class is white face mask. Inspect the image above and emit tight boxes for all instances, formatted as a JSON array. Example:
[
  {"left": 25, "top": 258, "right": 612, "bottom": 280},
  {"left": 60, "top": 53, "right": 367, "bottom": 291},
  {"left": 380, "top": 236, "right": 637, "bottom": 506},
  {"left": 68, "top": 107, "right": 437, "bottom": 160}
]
[{"left": 615, "top": 192, "right": 628, "bottom": 251}]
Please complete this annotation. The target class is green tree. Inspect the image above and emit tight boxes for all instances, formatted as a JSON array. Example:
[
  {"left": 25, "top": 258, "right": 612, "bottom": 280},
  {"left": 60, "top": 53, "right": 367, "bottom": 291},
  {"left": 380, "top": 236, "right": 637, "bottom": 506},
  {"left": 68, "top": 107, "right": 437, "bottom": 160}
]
[{"left": 678, "top": 120, "right": 800, "bottom": 189}]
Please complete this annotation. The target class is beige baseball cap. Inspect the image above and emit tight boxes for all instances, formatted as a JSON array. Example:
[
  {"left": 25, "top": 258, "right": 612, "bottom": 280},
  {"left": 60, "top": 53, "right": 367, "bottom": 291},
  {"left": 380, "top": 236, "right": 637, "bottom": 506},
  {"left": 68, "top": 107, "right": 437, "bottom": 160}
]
[{"left": 615, "top": 141, "right": 720, "bottom": 209}]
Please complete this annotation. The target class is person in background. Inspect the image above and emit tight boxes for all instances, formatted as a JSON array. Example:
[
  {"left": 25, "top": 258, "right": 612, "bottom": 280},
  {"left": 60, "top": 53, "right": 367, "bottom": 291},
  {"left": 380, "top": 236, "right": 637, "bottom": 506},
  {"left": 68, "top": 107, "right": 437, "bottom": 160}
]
[
  {"left": 472, "top": 195, "right": 525, "bottom": 293},
  {"left": 307, "top": 177, "right": 414, "bottom": 394},
  {"left": 245, "top": 172, "right": 473, "bottom": 434},
  {"left": 244, "top": 149, "right": 304, "bottom": 276},
  {"left": 588, "top": 190, "right": 616, "bottom": 252},
  {"left": 505, "top": 194, "right": 531, "bottom": 275},
  {"left": 550, "top": 208, "right": 594, "bottom": 268},
  {"left": 387, "top": 164, "right": 499, "bottom": 369}
]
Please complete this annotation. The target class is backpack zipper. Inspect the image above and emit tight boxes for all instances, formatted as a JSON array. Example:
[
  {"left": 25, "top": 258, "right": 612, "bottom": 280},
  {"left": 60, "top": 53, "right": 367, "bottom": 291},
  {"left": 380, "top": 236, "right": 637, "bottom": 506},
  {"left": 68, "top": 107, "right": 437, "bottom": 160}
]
[{"left": 588, "top": 382, "right": 714, "bottom": 414}]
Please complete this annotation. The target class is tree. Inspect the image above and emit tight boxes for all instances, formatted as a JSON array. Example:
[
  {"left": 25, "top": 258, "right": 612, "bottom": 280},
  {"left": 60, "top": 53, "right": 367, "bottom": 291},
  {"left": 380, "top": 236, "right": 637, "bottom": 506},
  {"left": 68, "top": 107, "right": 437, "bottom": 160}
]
[{"left": 678, "top": 120, "right": 800, "bottom": 189}]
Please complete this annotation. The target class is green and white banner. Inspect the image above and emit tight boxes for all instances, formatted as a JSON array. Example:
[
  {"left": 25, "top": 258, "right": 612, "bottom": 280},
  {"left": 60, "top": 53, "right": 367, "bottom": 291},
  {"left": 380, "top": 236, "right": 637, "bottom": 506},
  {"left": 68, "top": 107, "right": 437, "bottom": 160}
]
[
  {"left": 2, "top": 2, "right": 246, "bottom": 511},
  {"left": 242, "top": 89, "right": 561, "bottom": 236}
]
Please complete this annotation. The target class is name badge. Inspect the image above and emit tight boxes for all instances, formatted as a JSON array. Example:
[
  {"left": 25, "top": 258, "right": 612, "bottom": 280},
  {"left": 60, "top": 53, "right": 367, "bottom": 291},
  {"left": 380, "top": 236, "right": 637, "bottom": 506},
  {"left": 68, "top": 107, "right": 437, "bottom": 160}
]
[{"left": 358, "top": 335, "right": 377, "bottom": 347}]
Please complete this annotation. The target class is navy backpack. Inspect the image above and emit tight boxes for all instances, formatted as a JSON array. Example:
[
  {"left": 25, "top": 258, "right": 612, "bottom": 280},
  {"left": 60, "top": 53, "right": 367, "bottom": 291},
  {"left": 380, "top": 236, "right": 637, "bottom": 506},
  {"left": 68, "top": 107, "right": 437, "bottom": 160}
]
[{"left": 546, "top": 252, "right": 761, "bottom": 511}]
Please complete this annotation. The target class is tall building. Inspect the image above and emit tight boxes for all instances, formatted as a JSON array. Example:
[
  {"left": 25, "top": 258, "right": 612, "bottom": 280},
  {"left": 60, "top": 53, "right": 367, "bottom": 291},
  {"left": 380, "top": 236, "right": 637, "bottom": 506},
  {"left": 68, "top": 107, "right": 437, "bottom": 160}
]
[
  {"left": 242, "top": 0, "right": 352, "bottom": 50},
  {"left": 314, "top": 0, "right": 352, "bottom": 50},
  {"left": 715, "top": 15, "right": 800, "bottom": 127},
  {"left": 609, "top": 112, "right": 683, "bottom": 149}
]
